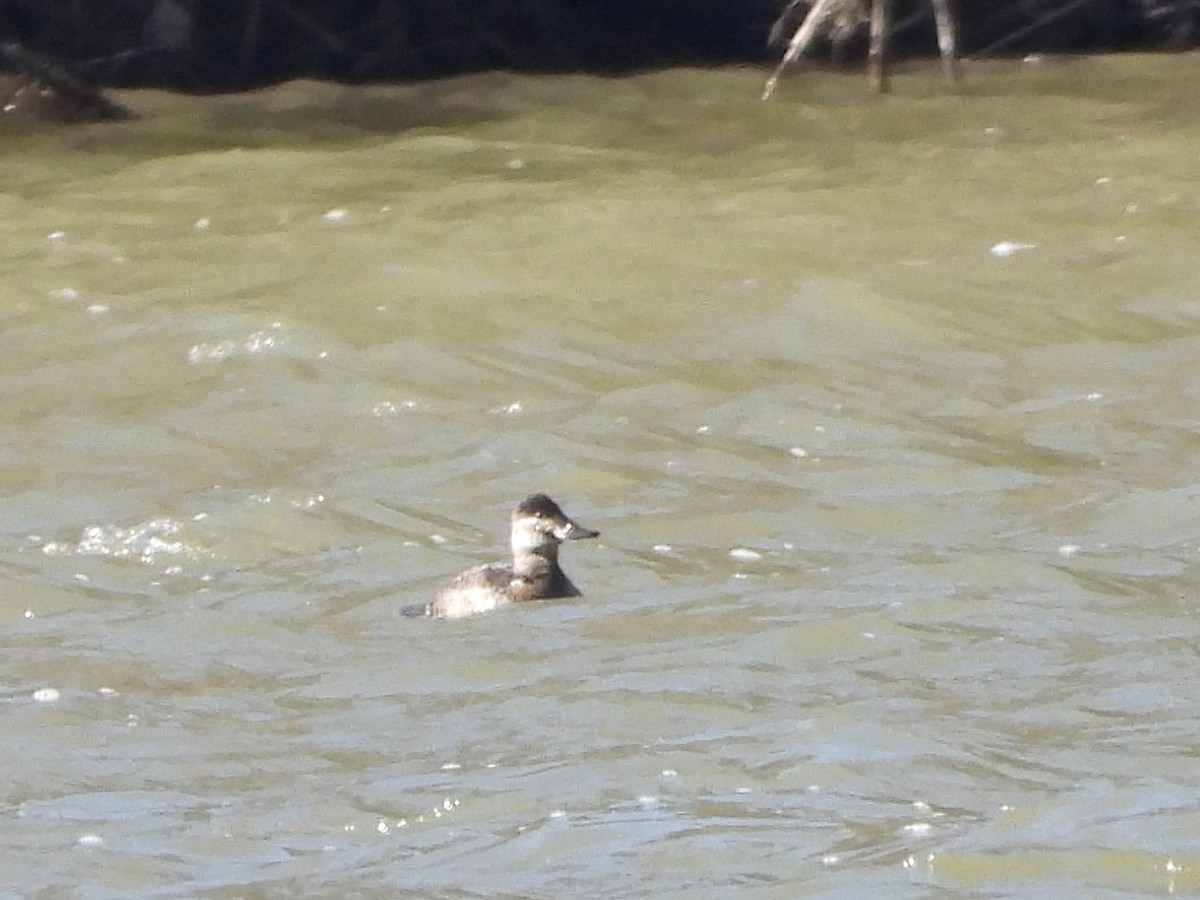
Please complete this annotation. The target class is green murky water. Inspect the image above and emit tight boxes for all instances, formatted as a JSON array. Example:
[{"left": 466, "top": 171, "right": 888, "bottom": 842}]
[{"left": 2, "top": 55, "right": 1200, "bottom": 897}]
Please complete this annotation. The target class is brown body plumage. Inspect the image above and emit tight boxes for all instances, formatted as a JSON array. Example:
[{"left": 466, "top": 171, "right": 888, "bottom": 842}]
[{"left": 406, "top": 494, "right": 598, "bottom": 619}]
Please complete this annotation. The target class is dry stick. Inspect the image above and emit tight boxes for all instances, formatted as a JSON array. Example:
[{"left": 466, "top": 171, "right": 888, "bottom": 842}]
[
  {"left": 762, "top": 0, "right": 842, "bottom": 100},
  {"left": 930, "top": 0, "right": 960, "bottom": 82},
  {"left": 764, "top": 0, "right": 959, "bottom": 99},
  {"left": 867, "top": 0, "right": 957, "bottom": 93},
  {"left": 972, "top": 0, "right": 1095, "bottom": 58},
  {"left": 768, "top": 0, "right": 813, "bottom": 47},
  {"left": 867, "top": 0, "right": 891, "bottom": 93}
]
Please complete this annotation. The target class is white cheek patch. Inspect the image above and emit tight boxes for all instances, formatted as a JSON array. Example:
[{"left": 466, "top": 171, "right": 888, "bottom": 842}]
[
  {"left": 511, "top": 516, "right": 548, "bottom": 552},
  {"left": 551, "top": 521, "right": 575, "bottom": 541}
]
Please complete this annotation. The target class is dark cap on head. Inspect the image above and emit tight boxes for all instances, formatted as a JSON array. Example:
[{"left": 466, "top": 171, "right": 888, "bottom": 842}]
[
  {"left": 513, "top": 494, "right": 599, "bottom": 540},
  {"left": 515, "top": 493, "right": 565, "bottom": 518}
]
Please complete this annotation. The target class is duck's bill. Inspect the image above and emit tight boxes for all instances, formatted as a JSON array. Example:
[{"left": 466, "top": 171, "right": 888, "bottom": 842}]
[{"left": 555, "top": 519, "right": 599, "bottom": 541}]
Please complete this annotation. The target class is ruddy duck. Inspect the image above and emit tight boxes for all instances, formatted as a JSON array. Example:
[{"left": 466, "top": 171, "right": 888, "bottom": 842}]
[{"left": 405, "top": 494, "right": 598, "bottom": 619}]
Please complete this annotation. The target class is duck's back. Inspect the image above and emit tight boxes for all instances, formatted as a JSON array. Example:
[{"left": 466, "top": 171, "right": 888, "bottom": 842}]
[{"left": 426, "top": 562, "right": 523, "bottom": 619}]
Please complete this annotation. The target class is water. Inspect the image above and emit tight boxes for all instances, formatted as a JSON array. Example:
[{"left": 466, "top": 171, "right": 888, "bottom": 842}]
[{"left": 2, "top": 55, "right": 1200, "bottom": 897}]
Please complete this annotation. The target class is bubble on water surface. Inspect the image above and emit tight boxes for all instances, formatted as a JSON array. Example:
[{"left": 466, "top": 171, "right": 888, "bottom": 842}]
[
  {"left": 730, "top": 547, "right": 762, "bottom": 562},
  {"left": 989, "top": 241, "right": 1036, "bottom": 258},
  {"left": 244, "top": 330, "right": 278, "bottom": 354},
  {"left": 187, "top": 323, "right": 287, "bottom": 365},
  {"left": 32, "top": 688, "right": 60, "bottom": 703},
  {"left": 41, "top": 519, "right": 202, "bottom": 566},
  {"left": 188, "top": 339, "right": 234, "bottom": 364}
]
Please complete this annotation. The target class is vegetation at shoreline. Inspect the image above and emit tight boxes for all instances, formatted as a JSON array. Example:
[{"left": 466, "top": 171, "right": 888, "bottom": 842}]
[{"left": 0, "top": 0, "right": 1195, "bottom": 94}]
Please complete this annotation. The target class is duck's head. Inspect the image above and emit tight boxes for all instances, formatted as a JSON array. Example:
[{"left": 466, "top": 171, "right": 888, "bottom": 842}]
[{"left": 510, "top": 493, "right": 599, "bottom": 556}]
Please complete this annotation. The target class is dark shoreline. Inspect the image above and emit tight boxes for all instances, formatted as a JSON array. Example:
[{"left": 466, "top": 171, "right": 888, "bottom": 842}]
[{"left": 0, "top": 0, "right": 1195, "bottom": 95}]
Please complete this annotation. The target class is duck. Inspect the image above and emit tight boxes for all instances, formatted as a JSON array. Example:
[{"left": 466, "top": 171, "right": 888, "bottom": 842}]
[{"left": 405, "top": 494, "right": 598, "bottom": 619}]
